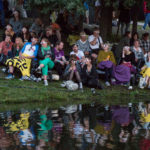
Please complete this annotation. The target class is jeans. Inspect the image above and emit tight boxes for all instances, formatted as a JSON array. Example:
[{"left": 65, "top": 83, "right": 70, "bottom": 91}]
[
  {"left": 0, "top": 9, "right": 5, "bottom": 26},
  {"left": 120, "top": 22, "right": 130, "bottom": 36},
  {"left": 143, "top": 13, "right": 150, "bottom": 29}
]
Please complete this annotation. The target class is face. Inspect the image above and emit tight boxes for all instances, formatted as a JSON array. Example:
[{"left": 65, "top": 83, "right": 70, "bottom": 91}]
[
  {"left": 6, "top": 25, "right": 12, "bottom": 31},
  {"left": 31, "top": 38, "right": 38, "bottom": 45},
  {"left": 144, "top": 35, "right": 149, "bottom": 41},
  {"left": 134, "top": 41, "right": 139, "bottom": 47},
  {"left": 81, "top": 35, "right": 87, "bottom": 41},
  {"left": 128, "top": 33, "right": 131, "bottom": 38},
  {"left": 93, "top": 30, "right": 100, "bottom": 37},
  {"left": 41, "top": 40, "right": 48, "bottom": 47},
  {"left": 5, "top": 36, "right": 11, "bottom": 42},
  {"left": 134, "top": 34, "right": 138, "bottom": 40},
  {"left": 15, "top": 38, "right": 20, "bottom": 45},
  {"left": 46, "top": 29, "right": 53, "bottom": 36},
  {"left": 73, "top": 45, "right": 78, "bottom": 53},
  {"left": 22, "top": 27, "right": 27, "bottom": 34},
  {"left": 103, "top": 45, "right": 109, "bottom": 51},
  {"left": 85, "top": 58, "right": 91, "bottom": 65},
  {"left": 13, "top": 11, "right": 19, "bottom": 18},
  {"left": 58, "top": 42, "right": 64, "bottom": 50}
]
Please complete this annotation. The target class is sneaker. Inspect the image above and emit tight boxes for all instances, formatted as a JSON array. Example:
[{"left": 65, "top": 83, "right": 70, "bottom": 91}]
[
  {"left": 5, "top": 74, "right": 14, "bottom": 79},
  {"left": 19, "top": 76, "right": 31, "bottom": 81},
  {"left": 105, "top": 81, "right": 110, "bottom": 87},
  {"left": 2, "top": 68, "right": 6, "bottom": 72},
  {"left": 128, "top": 86, "right": 133, "bottom": 90},
  {"left": 44, "top": 80, "right": 48, "bottom": 86}
]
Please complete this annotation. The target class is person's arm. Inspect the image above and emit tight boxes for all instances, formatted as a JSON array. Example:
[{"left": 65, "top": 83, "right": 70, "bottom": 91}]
[
  {"left": 0, "top": 42, "right": 3, "bottom": 54},
  {"left": 89, "top": 36, "right": 98, "bottom": 46},
  {"left": 97, "top": 51, "right": 103, "bottom": 63}
]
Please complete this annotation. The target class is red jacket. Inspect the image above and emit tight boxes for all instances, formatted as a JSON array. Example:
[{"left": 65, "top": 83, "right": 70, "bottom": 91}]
[{"left": 144, "top": 1, "right": 150, "bottom": 14}]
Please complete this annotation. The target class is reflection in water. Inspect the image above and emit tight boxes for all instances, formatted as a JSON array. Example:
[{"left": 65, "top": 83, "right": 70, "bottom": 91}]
[{"left": 0, "top": 102, "right": 150, "bottom": 149}]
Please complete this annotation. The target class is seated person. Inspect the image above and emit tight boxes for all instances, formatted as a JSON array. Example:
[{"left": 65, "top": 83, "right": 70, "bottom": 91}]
[
  {"left": 5, "top": 36, "right": 39, "bottom": 80},
  {"left": 42, "top": 26, "right": 58, "bottom": 48},
  {"left": 76, "top": 31, "right": 91, "bottom": 56},
  {"left": 36, "top": 38, "right": 54, "bottom": 86},
  {"left": 9, "top": 10, "right": 23, "bottom": 35},
  {"left": 97, "top": 44, "right": 116, "bottom": 86},
  {"left": 81, "top": 56, "right": 103, "bottom": 89},
  {"left": 12, "top": 37, "right": 24, "bottom": 57},
  {"left": 19, "top": 26, "right": 31, "bottom": 43},
  {"left": 29, "top": 18, "right": 44, "bottom": 36},
  {"left": 63, "top": 55, "right": 83, "bottom": 90},
  {"left": 70, "top": 44, "right": 85, "bottom": 61},
  {"left": 0, "top": 35, "right": 13, "bottom": 64},
  {"left": 113, "top": 46, "right": 136, "bottom": 85},
  {"left": 131, "top": 40, "right": 145, "bottom": 69},
  {"left": 3, "top": 24, "right": 16, "bottom": 42},
  {"left": 88, "top": 27, "right": 103, "bottom": 55},
  {"left": 54, "top": 41, "right": 68, "bottom": 77}
]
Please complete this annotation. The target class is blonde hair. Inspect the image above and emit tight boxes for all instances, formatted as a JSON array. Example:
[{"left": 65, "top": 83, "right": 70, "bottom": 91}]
[
  {"left": 41, "top": 38, "right": 51, "bottom": 46},
  {"left": 14, "top": 37, "right": 24, "bottom": 49}
]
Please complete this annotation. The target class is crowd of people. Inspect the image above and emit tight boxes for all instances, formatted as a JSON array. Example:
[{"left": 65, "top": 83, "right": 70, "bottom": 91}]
[
  {"left": 0, "top": 1, "right": 150, "bottom": 92},
  {"left": 0, "top": 102, "right": 150, "bottom": 149}
]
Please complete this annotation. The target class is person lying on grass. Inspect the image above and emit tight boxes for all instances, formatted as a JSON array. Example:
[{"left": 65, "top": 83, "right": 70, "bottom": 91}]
[{"left": 5, "top": 36, "right": 39, "bottom": 80}]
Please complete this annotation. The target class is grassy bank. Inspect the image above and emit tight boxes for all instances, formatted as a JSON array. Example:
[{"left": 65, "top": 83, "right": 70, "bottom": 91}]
[{"left": 0, "top": 77, "right": 149, "bottom": 110}]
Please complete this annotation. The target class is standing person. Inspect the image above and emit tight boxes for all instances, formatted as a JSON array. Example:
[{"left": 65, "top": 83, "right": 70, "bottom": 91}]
[
  {"left": 5, "top": 36, "right": 39, "bottom": 80},
  {"left": 36, "top": 38, "right": 54, "bottom": 86},
  {"left": 84, "top": 0, "right": 89, "bottom": 24},
  {"left": 140, "top": 33, "right": 150, "bottom": 54},
  {"left": 143, "top": 1, "right": 150, "bottom": 30},
  {"left": 9, "top": 10, "right": 23, "bottom": 35},
  {"left": 54, "top": 41, "right": 68, "bottom": 77},
  {"left": 115, "top": 31, "right": 131, "bottom": 64},
  {"left": 119, "top": 1, "right": 131, "bottom": 36},
  {"left": 0, "top": 0, "right": 5, "bottom": 28},
  {"left": 88, "top": 27, "right": 103, "bottom": 55}
]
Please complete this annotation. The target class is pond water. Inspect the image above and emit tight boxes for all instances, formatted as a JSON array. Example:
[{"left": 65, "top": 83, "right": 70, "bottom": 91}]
[{"left": 0, "top": 102, "right": 150, "bottom": 150}]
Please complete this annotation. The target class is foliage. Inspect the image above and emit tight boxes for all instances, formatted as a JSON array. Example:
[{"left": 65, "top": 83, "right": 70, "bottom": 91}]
[{"left": 27, "top": 0, "right": 85, "bottom": 15}]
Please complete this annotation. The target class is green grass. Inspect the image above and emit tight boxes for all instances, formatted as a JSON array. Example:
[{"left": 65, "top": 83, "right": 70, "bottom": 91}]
[{"left": 0, "top": 76, "right": 149, "bottom": 111}]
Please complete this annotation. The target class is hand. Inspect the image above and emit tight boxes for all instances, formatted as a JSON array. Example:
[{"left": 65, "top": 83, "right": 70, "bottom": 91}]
[{"left": 60, "top": 61, "right": 64, "bottom": 66}]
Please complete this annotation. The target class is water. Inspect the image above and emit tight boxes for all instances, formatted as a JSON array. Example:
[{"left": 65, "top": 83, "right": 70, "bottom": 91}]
[{"left": 0, "top": 102, "right": 149, "bottom": 150}]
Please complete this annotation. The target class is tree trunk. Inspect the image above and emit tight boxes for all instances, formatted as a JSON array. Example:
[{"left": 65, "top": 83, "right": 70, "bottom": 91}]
[
  {"left": 132, "top": 4, "right": 139, "bottom": 34},
  {"left": 99, "top": 0, "right": 112, "bottom": 42}
]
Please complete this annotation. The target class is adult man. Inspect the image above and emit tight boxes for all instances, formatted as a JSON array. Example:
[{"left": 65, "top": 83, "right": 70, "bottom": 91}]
[
  {"left": 6, "top": 36, "right": 39, "bottom": 80},
  {"left": 88, "top": 27, "right": 103, "bottom": 54},
  {"left": 70, "top": 44, "right": 85, "bottom": 61},
  {"left": 54, "top": 41, "right": 68, "bottom": 76},
  {"left": 140, "top": 33, "right": 150, "bottom": 53}
]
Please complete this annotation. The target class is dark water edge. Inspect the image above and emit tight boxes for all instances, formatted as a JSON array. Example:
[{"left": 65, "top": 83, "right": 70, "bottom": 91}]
[{"left": 0, "top": 102, "right": 150, "bottom": 150}]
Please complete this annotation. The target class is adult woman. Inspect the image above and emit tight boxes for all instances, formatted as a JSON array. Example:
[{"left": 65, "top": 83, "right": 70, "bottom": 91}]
[
  {"left": 9, "top": 10, "right": 22, "bottom": 35},
  {"left": 82, "top": 56, "right": 103, "bottom": 89},
  {"left": 130, "top": 32, "right": 139, "bottom": 46},
  {"left": 19, "top": 26, "right": 31, "bottom": 43},
  {"left": 3, "top": 24, "right": 16, "bottom": 42},
  {"left": 113, "top": 46, "right": 136, "bottom": 84},
  {"left": 97, "top": 44, "right": 116, "bottom": 86},
  {"left": 36, "top": 38, "right": 54, "bottom": 86},
  {"left": 131, "top": 40, "right": 144, "bottom": 69},
  {"left": 12, "top": 37, "right": 24, "bottom": 57},
  {"left": 76, "top": 31, "right": 90, "bottom": 56},
  {"left": 115, "top": 31, "right": 131, "bottom": 64},
  {"left": 63, "top": 55, "right": 83, "bottom": 90}
]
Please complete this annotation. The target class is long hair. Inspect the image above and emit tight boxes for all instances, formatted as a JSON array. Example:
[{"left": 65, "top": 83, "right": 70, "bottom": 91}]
[{"left": 14, "top": 37, "right": 24, "bottom": 49}]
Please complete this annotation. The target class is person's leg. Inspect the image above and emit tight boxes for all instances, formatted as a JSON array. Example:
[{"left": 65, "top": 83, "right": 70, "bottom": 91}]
[
  {"left": 75, "top": 71, "right": 83, "bottom": 89},
  {"left": 55, "top": 62, "right": 64, "bottom": 76},
  {"left": 120, "top": 22, "right": 125, "bottom": 36},
  {"left": 69, "top": 70, "right": 74, "bottom": 80},
  {"left": 41, "top": 65, "right": 49, "bottom": 86},
  {"left": 143, "top": 13, "right": 150, "bottom": 29}
]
